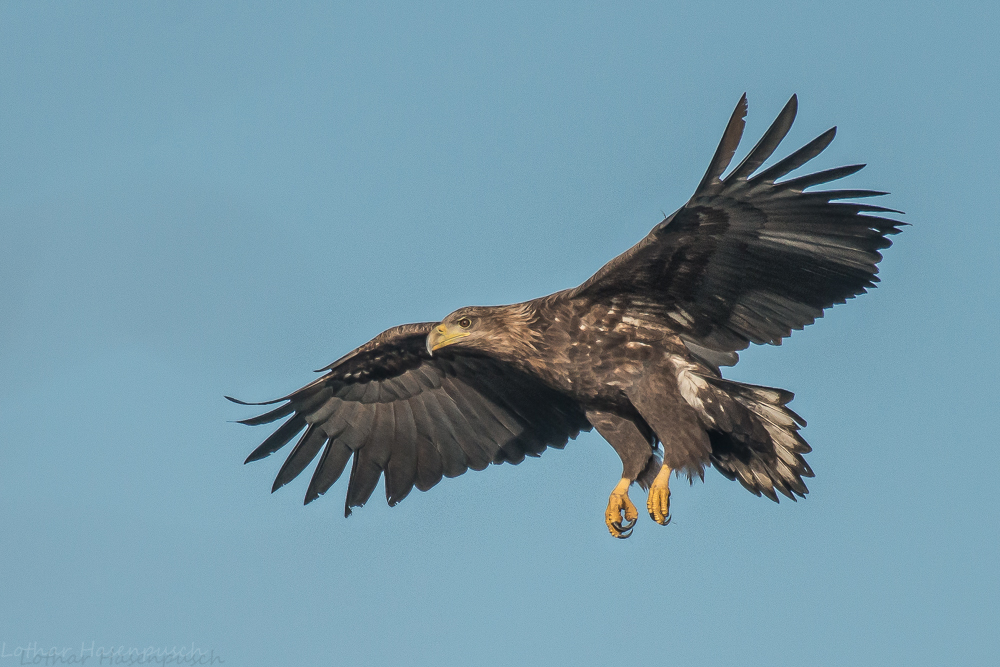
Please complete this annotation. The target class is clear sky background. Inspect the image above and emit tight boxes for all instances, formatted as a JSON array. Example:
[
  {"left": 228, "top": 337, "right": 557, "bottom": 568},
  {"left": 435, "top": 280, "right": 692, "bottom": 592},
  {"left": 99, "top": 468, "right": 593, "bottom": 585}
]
[{"left": 2, "top": 2, "right": 997, "bottom": 666}]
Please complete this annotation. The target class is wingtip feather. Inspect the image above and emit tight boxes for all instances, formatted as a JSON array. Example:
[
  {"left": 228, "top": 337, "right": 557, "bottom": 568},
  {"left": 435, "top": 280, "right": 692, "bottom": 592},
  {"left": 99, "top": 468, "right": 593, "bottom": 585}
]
[
  {"left": 225, "top": 394, "right": 286, "bottom": 407},
  {"left": 696, "top": 94, "right": 748, "bottom": 192},
  {"left": 727, "top": 94, "right": 799, "bottom": 182},
  {"left": 753, "top": 127, "right": 837, "bottom": 183}
]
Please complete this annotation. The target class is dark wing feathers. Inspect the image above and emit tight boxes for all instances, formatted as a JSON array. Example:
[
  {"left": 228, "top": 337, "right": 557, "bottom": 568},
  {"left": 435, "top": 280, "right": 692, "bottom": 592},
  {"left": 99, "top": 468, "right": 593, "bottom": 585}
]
[
  {"left": 727, "top": 94, "right": 797, "bottom": 182},
  {"left": 416, "top": 392, "right": 469, "bottom": 478},
  {"left": 413, "top": 432, "right": 444, "bottom": 492},
  {"left": 232, "top": 323, "right": 590, "bottom": 515},
  {"left": 754, "top": 126, "right": 836, "bottom": 184},
  {"left": 572, "top": 94, "right": 903, "bottom": 353},
  {"left": 385, "top": 401, "right": 418, "bottom": 506},
  {"left": 271, "top": 423, "right": 326, "bottom": 493},
  {"left": 780, "top": 163, "right": 865, "bottom": 191},
  {"left": 304, "top": 438, "right": 353, "bottom": 504},
  {"left": 244, "top": 413, "right": 306, "bottom": 463},
  {"left": 696, "top": 93, "right": 747, "bottom": 191}
]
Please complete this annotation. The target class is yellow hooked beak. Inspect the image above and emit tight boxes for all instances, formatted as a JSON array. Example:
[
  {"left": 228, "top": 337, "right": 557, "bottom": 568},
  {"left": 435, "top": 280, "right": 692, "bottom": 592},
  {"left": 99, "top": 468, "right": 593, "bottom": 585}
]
[{"left": 426, "top": 324, "right": 469, "bottom": 355}]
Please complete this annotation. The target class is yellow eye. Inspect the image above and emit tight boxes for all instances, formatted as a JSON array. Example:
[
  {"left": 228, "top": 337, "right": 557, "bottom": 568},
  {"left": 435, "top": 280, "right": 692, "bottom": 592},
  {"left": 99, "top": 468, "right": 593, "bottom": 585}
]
[{"left": 457, "top": 317, "right": 472, "bottom": 329}]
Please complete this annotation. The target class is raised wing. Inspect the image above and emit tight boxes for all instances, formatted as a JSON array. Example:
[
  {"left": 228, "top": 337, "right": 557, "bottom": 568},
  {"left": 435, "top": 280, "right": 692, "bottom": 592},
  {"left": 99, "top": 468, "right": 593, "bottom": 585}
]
[
  {"left": 229, "top": 323, "right": 589, "bottom": 516},
  {"left": 571, "top": 94, "right": 904, "bottom": 353}
]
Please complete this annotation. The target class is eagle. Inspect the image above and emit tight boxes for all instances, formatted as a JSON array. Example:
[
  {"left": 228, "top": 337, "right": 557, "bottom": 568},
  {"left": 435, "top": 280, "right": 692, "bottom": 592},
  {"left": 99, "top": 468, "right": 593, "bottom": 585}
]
[{"left": 230, "top": 95, "right": 902, "bottom": 538}]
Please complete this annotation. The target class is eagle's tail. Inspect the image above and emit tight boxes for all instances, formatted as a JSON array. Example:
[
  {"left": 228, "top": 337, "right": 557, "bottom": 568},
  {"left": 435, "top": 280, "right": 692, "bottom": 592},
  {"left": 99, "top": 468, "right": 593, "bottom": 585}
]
[{"left": 699, "top": 377, "right": 814, "bottom": 502}]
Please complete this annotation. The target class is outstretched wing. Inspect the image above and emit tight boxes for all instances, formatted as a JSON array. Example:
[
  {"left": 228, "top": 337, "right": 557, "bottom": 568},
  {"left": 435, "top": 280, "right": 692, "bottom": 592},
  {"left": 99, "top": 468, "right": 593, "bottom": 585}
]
[
  {"left": 230, "top": 323, "right": 589, "bottom": 516},
  {"left": 570, "top": 94, "right": 904, "bottom": 353}
]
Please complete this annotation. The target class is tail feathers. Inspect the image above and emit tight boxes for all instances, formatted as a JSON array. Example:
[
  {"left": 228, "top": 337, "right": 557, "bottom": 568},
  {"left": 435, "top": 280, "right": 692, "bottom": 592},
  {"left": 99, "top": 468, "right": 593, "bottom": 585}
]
[{"left": 701, "top": 377, "right": 813, "bottom": 502}]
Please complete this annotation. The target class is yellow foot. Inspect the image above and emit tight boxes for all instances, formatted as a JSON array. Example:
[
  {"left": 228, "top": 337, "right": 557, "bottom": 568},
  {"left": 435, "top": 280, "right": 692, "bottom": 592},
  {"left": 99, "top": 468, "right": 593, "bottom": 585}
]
[
  {"left": 605, "top": 478, "right": 638, "bottom": 539},
  {"left": 647, "top": 465, "right": 672, "bottom": 526}
]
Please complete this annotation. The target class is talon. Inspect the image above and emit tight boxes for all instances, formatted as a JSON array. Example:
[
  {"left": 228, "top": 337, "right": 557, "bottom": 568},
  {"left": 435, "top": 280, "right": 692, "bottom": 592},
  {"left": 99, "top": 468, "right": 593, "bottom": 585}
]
[
  {"left": 605, "top": 477, "right": 639, "bottom": 538},
  {"left": 611, "top": 520, "right": 634, "bottom": 539},
  {"left": 646, "top": 464, "right": 673, "bottom": 526}
]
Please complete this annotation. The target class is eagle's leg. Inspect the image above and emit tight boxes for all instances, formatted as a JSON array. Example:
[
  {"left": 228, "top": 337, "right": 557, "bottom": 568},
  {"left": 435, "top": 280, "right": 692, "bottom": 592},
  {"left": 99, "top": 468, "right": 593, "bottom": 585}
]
[
  {"left": 627, "top": 371, "right": 714, "bottom": 528},
  {"left": 586, "top": 410, "right": 656, "bottom": 539},
  {"left": 647, "top": 464, "right": 672, "bottom": 525},
  {"left": 605, "top": 477, "right": 638, "bottom": 538}
]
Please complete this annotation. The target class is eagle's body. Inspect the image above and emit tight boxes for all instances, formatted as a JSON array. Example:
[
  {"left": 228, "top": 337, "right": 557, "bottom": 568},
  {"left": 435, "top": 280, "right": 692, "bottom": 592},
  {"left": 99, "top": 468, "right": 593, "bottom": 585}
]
[
  {"left": 232, "top": 95, "right": 902, "bottom": 537},
  {"left": 458, "top": 296, "right": 685, "bottom": 408}
]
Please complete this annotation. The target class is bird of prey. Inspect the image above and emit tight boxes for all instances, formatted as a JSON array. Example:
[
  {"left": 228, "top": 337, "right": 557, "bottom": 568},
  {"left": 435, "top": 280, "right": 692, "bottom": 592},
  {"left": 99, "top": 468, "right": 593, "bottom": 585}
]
[{"left": 231, "top": 95, "right": 902, "bottom": 538}]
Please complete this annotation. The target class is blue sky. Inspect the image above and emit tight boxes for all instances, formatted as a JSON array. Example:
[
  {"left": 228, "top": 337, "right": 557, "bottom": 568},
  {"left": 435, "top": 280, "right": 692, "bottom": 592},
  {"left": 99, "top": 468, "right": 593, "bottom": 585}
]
[{"left": 1, "top": 2, "right": 997, "bottom": 666}]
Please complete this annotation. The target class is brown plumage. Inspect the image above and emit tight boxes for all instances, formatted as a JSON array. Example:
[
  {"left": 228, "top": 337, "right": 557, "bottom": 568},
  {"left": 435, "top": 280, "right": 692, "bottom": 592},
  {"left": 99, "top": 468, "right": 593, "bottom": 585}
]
[{"left": 230, "top": 95, "right": 903, "bottom": 536}]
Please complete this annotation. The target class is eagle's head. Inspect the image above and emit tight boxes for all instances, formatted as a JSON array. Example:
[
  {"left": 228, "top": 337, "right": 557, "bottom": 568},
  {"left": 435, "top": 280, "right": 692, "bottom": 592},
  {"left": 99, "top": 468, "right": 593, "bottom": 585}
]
[{"left": 426, "top": 303, "right": 541, "bottom": 360}]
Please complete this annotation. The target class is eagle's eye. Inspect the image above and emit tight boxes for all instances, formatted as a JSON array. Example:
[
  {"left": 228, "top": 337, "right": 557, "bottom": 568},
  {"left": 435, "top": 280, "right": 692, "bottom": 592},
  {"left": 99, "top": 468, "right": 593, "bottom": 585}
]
[{"left": 457, "top": 317, "right": 472, "bottom": 329}]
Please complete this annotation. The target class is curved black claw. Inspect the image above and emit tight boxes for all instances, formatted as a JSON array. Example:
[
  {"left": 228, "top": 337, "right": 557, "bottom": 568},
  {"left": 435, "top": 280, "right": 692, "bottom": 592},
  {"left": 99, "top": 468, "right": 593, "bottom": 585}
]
[
  {"left": 611, "top": 517, "right": 636, "bottom": 538},
  {"left": 611, "top": 521, "right": 634, "bottom": 539},
  {"left": 662, "top": 512, "right": 671, "bottom": 526}
]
